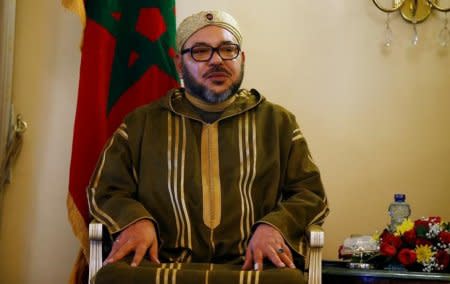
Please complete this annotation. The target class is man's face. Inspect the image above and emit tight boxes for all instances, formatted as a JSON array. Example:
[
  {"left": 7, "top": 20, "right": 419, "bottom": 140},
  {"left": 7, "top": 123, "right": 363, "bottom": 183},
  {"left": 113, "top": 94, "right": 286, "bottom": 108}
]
[{"left": 176, "top": 25, "right": 245, "bottom": 103}]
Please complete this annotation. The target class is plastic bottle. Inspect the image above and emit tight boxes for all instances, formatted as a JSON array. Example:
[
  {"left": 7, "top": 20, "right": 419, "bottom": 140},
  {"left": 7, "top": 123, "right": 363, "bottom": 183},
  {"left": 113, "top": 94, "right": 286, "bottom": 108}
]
[{"left": 388, "top": 194, "right": 411, "bottom": 232}]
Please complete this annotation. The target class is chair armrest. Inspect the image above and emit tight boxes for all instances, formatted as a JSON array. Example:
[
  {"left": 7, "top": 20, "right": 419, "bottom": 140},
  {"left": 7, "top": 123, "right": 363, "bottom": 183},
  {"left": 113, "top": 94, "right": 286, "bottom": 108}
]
[
  {"left": 305, "top": 224, "right": 324, "bottom": 284},
  {"left": 88, "top": 221, "right": 325, "bottom": 284},
  {"left": 89, "top": 221, "right": 103, "bottom": 283}
]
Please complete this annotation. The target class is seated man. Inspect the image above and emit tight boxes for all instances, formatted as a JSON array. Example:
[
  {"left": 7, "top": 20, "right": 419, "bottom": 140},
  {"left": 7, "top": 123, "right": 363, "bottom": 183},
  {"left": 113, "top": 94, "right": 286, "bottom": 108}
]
[{"left": 88, "top": 10, "right": 329, "bottom": 284}]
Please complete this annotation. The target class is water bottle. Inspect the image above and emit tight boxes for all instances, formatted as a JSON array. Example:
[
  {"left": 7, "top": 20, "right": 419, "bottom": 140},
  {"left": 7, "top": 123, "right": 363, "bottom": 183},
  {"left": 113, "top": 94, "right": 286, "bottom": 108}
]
[{"left": 388, "top": 194, "right": 411, "bottom": 232}]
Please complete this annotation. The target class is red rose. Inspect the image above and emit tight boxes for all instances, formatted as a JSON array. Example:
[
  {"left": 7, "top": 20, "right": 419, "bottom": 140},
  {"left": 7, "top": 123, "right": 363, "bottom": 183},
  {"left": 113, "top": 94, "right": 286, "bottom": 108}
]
[
  {"left": 380, "top": 230, "right": 402, "bottom": 248},
  {"left": 397, "top": 248, "right": 417, "bottom": 266},
  {"left": 428, "top": 216, "right": 442, "bottom": 224},
  {"left": 439, "top": 231, "right": 450, "bottom": 244},
  {"left": 402, "top": 229, "right": 416, "bottom": 245},
  {"left": 380, "top": 243, "right": 397, "bottom": 257},
  {"left": 436, "top": 250, "right": 450, "bottom": 270},
  {"left": 380, "top": 229, "right": 390, "bottom": 239},
  {"left": 414, "top": 219, "right": 429, "bottom": 230},
  {"left": 416, "top": 238, "right": 433, "bottom": 247}
]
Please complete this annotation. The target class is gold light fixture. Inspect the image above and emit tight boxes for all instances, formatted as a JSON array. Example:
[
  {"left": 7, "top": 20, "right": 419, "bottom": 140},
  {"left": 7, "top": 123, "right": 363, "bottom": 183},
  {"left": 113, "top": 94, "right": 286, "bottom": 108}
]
[{"left": 372, "top": 0, "right": 450, "bottom": 46}]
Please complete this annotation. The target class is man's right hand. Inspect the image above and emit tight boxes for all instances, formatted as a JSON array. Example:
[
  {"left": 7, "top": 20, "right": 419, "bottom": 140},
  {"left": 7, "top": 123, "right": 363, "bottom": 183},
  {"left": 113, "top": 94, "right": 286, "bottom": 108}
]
[{"left": 103, "top": 219, "right": 159, "bottom": 267}]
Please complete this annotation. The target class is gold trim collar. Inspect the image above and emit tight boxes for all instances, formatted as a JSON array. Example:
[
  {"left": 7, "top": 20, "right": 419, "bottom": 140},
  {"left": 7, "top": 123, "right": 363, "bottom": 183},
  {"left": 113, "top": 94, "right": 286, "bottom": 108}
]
[{"left": 185, "top": 92, "right": 236, "bottom": 113}]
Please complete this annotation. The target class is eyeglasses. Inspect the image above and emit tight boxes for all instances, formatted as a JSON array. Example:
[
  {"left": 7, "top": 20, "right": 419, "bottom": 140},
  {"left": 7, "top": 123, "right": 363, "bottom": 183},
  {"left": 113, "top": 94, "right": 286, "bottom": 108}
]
[{"left": 181, "top": 43, "right": 241, "bottom": 62}]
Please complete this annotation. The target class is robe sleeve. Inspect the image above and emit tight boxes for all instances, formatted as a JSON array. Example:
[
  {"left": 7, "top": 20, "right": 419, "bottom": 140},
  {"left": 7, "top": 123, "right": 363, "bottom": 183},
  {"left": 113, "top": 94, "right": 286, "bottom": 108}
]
[
  {"left": 254, "top": 121, "right": 329, "bottom": 256},
  {"left": 87, "top": 123, "right": 158, "bottom": 236}
]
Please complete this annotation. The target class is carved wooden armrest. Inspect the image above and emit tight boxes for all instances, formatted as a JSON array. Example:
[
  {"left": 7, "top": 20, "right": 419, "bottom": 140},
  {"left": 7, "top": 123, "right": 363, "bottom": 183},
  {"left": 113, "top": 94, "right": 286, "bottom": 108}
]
[{"left": 305, "top": 224, "right": 324, "bottom": 284}]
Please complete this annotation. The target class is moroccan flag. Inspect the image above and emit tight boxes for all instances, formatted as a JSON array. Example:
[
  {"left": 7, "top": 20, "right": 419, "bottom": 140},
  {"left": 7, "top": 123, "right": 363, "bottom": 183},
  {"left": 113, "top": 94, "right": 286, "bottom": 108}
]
[{"left": 63, "top": 0, "right": 178, "bottom": 282}]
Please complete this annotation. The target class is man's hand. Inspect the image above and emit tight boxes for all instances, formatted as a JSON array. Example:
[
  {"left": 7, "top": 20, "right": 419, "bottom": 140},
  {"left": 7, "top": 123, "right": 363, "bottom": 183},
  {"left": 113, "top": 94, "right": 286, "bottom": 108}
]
[
  {"left": 104, "top": 219, "right": 159, "bottom": 267},
  {"left": 242, "top": 224, "right": 296, "bottom": 271}
]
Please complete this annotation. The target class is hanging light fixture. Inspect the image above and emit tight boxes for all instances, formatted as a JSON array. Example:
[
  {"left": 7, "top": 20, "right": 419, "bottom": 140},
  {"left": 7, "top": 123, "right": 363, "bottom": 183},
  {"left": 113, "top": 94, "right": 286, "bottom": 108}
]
[{"left": 372, "top": 0, "right": 450, "bottom": 47}]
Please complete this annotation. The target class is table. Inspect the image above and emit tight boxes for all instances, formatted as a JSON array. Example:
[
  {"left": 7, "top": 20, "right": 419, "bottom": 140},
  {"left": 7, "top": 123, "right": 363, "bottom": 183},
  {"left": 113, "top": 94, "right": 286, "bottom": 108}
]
[{"left": 323, "top": 261, "right": 450, "bottom": 284}]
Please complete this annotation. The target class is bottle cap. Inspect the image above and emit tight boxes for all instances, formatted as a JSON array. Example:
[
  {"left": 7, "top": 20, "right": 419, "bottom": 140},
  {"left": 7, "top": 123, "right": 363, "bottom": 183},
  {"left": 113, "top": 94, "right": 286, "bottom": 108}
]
[{"left": 394, "top": 194, "right": 406, "bottom": 202}]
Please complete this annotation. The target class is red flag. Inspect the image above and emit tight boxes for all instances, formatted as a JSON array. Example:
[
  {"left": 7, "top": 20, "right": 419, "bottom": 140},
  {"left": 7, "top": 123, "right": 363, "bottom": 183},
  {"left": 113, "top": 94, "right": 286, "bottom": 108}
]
[{"left": 64, "top": 0, "right": 178, "bottom": 282}]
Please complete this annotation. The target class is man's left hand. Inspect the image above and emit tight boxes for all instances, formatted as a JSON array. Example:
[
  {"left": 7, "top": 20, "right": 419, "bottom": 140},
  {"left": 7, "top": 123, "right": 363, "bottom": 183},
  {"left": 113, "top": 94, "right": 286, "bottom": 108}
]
[{"left": 242, "top": 223, "right": 296, "bottom": 271}]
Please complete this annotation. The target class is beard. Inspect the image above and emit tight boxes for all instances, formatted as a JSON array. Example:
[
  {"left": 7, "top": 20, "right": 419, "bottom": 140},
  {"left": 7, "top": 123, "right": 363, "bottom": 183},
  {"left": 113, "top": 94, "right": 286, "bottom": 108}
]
[{"left": 182, "top": 62, "right": 244, "bottom": 104}]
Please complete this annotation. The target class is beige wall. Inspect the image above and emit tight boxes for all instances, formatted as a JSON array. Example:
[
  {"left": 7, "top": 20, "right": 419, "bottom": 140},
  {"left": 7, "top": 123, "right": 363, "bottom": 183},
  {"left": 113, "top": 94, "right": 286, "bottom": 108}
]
[
  {"left": 0, "top": 1, "right": 81, "bottom": 283},
  {"left": 0, "top": 0, "right": 449, "bottom": 283}
]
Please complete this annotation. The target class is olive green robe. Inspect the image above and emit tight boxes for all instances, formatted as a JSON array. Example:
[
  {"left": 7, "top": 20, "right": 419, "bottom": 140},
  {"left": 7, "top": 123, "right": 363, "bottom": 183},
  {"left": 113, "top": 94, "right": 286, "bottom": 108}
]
[{"left": 88, "top": 88, "right": 329, "bottom": 283}]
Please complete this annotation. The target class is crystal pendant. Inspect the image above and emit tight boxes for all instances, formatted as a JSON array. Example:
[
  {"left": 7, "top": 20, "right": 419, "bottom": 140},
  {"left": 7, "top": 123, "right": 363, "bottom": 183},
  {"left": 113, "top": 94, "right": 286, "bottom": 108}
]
[
  {"left": 438, "top": 13, "right": 449, "bottom": 47},
  {"left": 411, "top": 24, "right": 419, "bottom": 46},
  {"left": 384, "top": 25, "right": 393, "bottom": 47},
  {"left": 439, "top": 26, "right": 450, "bottom": 47},
  {"left": 384, "top": 13, "right": 393, "bottom": 47}
]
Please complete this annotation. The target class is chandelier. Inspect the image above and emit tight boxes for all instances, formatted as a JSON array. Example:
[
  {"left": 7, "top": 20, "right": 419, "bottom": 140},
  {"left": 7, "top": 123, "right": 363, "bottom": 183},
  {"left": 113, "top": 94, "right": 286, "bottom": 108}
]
[{"left": 372, "top": 0, "right": 450, "bottom": 47}]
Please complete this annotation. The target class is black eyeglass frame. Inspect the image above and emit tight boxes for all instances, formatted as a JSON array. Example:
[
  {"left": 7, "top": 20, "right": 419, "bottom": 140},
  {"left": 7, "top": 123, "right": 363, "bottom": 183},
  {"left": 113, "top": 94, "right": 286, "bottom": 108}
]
[{"left": 180, "top": 43, "right": 241, "bottom": 62}]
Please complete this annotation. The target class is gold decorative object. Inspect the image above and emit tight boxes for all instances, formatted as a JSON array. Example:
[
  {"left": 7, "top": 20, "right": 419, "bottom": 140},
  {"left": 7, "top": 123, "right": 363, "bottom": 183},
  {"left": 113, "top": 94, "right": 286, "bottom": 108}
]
[
  {"left": 372, "top": 0, "right": 450, "bottom": 46},
  {"left": 0, "top": 114, "right": 27, "bottom": 190}
]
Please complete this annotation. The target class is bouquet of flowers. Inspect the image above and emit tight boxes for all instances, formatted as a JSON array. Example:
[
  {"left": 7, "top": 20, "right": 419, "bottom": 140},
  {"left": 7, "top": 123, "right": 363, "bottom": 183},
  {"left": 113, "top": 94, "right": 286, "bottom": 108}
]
[{"left": 373, "top": 216, "right": 450, "bottom": 272}]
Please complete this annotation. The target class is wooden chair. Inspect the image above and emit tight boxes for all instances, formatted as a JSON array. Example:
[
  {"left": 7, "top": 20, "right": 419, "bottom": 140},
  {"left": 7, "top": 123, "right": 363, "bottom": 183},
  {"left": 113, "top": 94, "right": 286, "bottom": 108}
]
[{"left": 89, "top": 222, "right": 324, "bottom": 284}]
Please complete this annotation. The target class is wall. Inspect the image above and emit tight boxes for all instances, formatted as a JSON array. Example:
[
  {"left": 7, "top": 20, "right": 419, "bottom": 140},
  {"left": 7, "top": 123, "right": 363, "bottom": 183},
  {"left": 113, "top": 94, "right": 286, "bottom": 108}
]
[
  {"left": 0, "top": 0, "right": 15, "bottom": 171},
  {"left": 0, "top": 0, "right": 449, "bottom": 283},
  {"left": 0, "top": 1, "right": 81, "bottom": 283}
]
